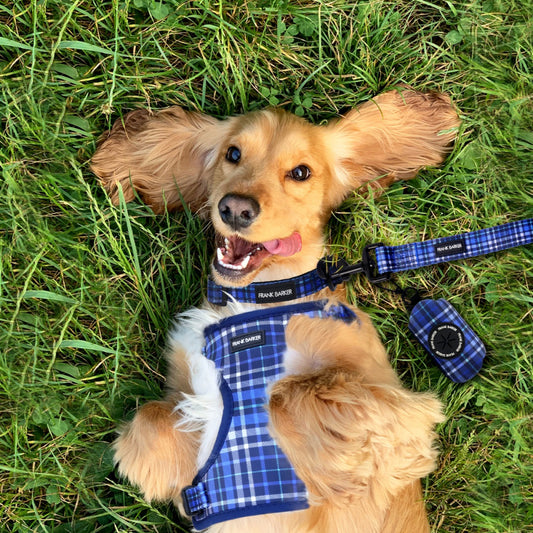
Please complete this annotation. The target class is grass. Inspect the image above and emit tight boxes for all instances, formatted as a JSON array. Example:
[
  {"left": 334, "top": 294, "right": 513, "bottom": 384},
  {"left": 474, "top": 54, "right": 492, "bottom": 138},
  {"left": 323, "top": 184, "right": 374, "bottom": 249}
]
[{"left": 1, "top": 0, "right": 532, "bottom": 531}]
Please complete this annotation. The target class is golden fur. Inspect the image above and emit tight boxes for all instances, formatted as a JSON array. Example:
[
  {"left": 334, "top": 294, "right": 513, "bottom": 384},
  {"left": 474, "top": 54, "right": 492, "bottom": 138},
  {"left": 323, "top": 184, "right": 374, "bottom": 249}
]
[{"left": 92, "top": 88, "right": 459, "bottom": 532}]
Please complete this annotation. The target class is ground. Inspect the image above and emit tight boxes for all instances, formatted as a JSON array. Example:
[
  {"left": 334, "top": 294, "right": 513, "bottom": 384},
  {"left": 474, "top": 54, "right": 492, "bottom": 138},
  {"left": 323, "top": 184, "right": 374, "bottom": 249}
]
[{"left": 0, "top": 1, "right": 532, "bottom": 532}]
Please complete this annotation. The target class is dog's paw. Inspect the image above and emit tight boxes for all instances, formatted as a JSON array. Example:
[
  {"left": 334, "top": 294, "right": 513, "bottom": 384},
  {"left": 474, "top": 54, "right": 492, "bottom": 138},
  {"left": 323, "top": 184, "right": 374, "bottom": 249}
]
[
  {"left": 269, "top": 369, "right": 443, "bottom": 503},
  {"left": 269, "top": 369, "right": 375, "bottom": 502},
  {"left": 113, "top": 400, "right": 198, "bottom": 502}
]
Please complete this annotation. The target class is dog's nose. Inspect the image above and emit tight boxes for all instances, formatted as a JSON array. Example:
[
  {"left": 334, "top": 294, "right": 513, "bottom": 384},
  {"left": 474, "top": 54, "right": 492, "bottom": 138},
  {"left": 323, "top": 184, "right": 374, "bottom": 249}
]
[{"left": 218, "top": 194, "right": 260, "bottom": 230}]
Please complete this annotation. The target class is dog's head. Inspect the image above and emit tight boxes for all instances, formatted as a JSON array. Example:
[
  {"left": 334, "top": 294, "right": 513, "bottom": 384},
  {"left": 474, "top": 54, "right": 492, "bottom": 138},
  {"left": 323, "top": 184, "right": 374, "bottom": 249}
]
[{"left": 92, "top": 90, "right": 459, "bottom": 286}]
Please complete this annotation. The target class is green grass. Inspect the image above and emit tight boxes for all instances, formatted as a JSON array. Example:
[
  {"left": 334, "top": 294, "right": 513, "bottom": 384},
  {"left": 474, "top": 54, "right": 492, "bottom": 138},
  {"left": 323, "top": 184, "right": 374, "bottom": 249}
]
[{"left": 1, "top": 0, "right": 532, "bottom": 531}]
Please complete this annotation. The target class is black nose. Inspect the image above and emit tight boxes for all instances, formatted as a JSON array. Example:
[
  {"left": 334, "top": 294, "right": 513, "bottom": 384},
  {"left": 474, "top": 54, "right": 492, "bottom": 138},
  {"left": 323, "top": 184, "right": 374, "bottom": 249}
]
[{"left": 218, "top": 194, "right": 260, "bottom": 230}]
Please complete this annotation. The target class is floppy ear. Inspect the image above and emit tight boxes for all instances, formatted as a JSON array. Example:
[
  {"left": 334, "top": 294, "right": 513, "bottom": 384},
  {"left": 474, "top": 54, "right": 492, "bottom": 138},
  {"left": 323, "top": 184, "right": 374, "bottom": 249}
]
[
  {"left": 324, "top": 89, "right": 460, "bottom": 207},
  {"left": 91, "top": 107, "right": 230, "bottom": 214}
]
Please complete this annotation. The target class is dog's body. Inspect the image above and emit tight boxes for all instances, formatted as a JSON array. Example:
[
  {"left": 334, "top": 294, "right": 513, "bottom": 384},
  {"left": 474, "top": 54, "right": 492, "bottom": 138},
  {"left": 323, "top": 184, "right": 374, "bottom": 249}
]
[{"left": 92, "top": 89, "right": 459, "bottom": 532}]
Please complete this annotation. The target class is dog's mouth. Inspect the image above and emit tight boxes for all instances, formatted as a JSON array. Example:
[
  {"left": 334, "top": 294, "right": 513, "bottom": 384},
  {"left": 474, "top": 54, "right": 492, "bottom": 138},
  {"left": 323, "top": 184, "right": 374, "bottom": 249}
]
[{"left": 214, "top": 232, "right": 302, "bottom": 280}]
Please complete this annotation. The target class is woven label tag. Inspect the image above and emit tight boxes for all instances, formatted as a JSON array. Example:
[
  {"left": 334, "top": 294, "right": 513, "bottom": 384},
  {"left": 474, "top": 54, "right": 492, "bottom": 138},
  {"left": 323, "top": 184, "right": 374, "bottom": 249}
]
[
  {"left": 434, "top": 237, "right": 466, "bottom": 258},
  {"left": 230, "top": 331, "right": 266, "bottom": 353},
  {"left": 255, "top": 281, "right": 297, "bottom": 303}
]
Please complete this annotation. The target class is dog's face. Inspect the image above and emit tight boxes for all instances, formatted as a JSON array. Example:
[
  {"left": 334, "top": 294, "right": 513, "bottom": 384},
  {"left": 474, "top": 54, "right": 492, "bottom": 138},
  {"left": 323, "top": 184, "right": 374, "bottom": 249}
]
[
  {"left": 91, "top": 89, "right": 459, "bottom": 287},
  {"left": 208, "top": 110, "right": 339, "bottom": 285}
]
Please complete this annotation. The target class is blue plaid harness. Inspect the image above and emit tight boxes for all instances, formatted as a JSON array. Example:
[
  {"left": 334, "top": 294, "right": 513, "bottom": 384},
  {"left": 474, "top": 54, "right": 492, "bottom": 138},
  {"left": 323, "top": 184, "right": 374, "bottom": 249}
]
[{"left": 182, "top": 300, "right": 357, "bottom": 530}]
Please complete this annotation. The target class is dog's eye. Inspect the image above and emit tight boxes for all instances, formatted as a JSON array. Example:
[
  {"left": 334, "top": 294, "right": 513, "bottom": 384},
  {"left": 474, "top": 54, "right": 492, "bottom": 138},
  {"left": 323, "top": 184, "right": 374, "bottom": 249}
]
[
  {"left": 226, "top": 146, "right": 241, "bottom": 164},
  {"left": 289, "top": 165, "right": 311, "bottom": 182}
]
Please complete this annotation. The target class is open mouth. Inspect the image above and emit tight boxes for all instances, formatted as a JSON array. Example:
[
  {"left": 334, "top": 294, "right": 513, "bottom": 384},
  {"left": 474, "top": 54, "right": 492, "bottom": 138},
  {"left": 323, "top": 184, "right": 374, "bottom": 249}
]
[{"left": 214, "top": 232, "right": 302, "bottom": 279}]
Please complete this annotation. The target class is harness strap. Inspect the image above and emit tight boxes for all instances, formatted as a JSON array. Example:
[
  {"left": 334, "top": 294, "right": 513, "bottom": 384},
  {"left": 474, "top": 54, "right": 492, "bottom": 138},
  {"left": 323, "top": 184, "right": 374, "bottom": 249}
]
[
  {"left": 374, "top": 218, "right": 533, "bottom": 275},
  {"left": 182, "top": 482, "right": 209, "bottom": 515}
]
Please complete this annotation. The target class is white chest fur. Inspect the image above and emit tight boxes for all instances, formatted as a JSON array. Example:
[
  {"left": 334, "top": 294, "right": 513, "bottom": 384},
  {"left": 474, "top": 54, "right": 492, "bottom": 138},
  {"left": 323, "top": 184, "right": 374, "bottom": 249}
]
[{"left": 167, "top": 302, "right": 260, "bottom": 467}]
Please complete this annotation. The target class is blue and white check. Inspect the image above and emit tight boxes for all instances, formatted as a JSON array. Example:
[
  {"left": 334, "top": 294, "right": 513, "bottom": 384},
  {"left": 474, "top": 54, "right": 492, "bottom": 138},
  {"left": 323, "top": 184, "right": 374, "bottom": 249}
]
[
  {"left": 375, "top": 219, "right": 533, "bottom": 274},
  {"left": 182, "top": 300, "right": 357, "bottom": 529},
  {"left": 207, "top": 268, "right": 329, "bottom": 305},
  {"left": 408, "top": 299, "right": 486, "bottom": 383}
]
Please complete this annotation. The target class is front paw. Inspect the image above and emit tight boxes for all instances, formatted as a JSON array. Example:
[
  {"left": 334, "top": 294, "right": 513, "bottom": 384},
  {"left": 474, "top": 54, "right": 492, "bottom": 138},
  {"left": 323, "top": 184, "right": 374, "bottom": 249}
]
[
  {"left": 114, "top": 400, "right": 198, "bottom": 502},
  {"left": 269, "top": 369, "right": 373, "bottom": 501},
  {"left": 269, "top": 369, "right": 443, "bottom": 502}
]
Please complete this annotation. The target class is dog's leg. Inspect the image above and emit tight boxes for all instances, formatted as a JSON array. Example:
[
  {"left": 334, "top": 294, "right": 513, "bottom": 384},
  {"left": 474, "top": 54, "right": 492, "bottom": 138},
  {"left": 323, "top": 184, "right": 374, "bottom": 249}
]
[
  {"left": 113, "top": 397, "right": 198, "bottom": 506},
  {"left": 381, "top": 480, "right": 431, "bottom": 533},
  {"left": 282, "top": 311, "right": 400, "bottom": 385},
  {"left": 113, "top": 342, "right": 199, "bottom": 507}
]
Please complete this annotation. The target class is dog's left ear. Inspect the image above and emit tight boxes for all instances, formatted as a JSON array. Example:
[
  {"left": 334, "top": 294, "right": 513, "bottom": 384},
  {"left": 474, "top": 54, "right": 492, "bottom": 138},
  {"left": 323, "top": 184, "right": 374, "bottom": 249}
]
[{"left": 324, "top": 89, "right": 460, "bottom": 207}]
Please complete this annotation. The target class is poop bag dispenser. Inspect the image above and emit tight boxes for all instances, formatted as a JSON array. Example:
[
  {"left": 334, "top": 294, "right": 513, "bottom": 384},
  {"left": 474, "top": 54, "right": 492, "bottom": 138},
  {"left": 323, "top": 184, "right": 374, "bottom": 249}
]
[{"left": 408, "top": 298, "right": 486, "bottom": 383}]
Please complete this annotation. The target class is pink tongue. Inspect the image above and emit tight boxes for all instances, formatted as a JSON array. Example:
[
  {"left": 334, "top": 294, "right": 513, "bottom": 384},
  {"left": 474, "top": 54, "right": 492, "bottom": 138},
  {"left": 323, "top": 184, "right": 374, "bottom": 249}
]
[{"left": 262, "top": 232, "right": 302, "bottom": 257}]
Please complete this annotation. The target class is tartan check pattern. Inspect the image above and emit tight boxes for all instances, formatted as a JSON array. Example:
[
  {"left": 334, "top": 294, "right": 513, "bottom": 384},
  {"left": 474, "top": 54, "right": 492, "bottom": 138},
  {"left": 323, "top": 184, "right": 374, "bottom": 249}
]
[
  {"left": 408, "top": 299, "right": 486, "bottom": 383},
  {"left": 184, "top": 482, "right": 209, "bottom": 514},
  {"left": 207, "top": 268, "right": 328, "bottom": 305},
  {"left": 375, "top": 219, "right": 533, "bottom": 274},
  {"left": 182, "top": 301, "right": 356, "bottom": 529}
]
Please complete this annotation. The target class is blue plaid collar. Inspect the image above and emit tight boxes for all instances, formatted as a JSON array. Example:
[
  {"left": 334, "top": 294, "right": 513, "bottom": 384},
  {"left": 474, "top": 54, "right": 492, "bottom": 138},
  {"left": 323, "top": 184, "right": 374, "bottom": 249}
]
[{"left": 207, "top": 267, "right": 331, "bottom": 305}]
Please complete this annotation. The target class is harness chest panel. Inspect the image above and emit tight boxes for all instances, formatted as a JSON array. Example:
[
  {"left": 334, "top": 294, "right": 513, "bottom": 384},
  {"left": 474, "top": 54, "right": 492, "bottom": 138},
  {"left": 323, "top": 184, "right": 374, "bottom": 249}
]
[{"left": 182, "top": 300, "right": 356, "bottom": 530}]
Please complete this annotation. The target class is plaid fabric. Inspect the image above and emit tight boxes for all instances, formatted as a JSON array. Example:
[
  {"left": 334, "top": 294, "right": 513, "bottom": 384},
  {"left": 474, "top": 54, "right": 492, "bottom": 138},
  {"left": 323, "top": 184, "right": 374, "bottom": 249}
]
[
  {"left": 207, "top": 268, "right": 329, "bottom": 305},
  {"left": 408, "top": 299, "right": 485, "bottom": 383},
  {"left": 375, "top": 219, "right": 533, "bottom": 274},
  {"left": 182, "top": 300, "right": 357, "bottom": 529}
]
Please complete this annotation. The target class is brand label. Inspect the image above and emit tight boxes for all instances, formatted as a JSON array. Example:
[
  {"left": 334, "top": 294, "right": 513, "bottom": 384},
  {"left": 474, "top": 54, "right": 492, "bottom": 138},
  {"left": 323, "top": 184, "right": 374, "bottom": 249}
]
[
  {"left": 255, "top": 281, "right": 297, "bottom": 303},
  {"left": 434, "top": 238, "right": 467, "bottom": 258},
  {"left": 429, "top": 323, "right": 465, "bottom": 358},
  {"left": 230, "top": 331, "right": 266, "bottom": 353}
]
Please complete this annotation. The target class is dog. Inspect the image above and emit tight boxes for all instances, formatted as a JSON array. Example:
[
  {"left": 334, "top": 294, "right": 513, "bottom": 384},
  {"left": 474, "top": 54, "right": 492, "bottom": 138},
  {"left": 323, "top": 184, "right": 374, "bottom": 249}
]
[{"left": 92, "top": 88, "right": 459, "bottom": 533}]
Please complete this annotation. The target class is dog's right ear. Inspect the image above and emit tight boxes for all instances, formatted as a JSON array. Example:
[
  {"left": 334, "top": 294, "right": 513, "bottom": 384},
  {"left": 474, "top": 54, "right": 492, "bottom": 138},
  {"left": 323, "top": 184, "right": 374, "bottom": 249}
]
[{"left": 91, "top": 108, "right": 230, "bottom": 214}]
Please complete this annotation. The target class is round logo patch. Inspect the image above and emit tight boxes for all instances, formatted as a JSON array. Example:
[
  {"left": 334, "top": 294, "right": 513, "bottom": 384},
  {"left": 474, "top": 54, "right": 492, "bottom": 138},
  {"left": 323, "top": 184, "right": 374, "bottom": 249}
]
[{"left": 429, "top": 323, "right": 465, "bottom": 358}]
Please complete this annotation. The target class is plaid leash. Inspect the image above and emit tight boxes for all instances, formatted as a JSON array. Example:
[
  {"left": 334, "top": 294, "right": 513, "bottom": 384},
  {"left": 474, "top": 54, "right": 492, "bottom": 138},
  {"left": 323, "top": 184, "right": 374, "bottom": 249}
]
[
  {"left": 373, "top": 219, "right": 533, "bottom": 275},
  {"left": 207, "top": 219, "right": 531, "bottom": 383},
  {"left": 209, "top": 220, "right": 533, "bottom": 305}
]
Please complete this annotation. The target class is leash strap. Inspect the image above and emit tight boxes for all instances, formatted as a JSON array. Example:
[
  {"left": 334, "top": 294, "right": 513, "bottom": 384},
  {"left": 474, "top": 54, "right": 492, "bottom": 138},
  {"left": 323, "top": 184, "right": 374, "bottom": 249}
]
[{"left": 373, "top": 219, "right": 533, "bottom": 275}]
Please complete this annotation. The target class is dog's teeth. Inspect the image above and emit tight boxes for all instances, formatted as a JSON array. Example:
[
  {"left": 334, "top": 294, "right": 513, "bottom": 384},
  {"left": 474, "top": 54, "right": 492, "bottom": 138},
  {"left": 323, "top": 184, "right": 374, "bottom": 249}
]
[
  {"left": 220, "top": 262, "right": 244, "bottom": 271},
  {"left": 224, "top": 238, "right": 230, "bottom": 247},
  {"left": 217, "top": 250, "right": 250, "bottom": 271}
]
